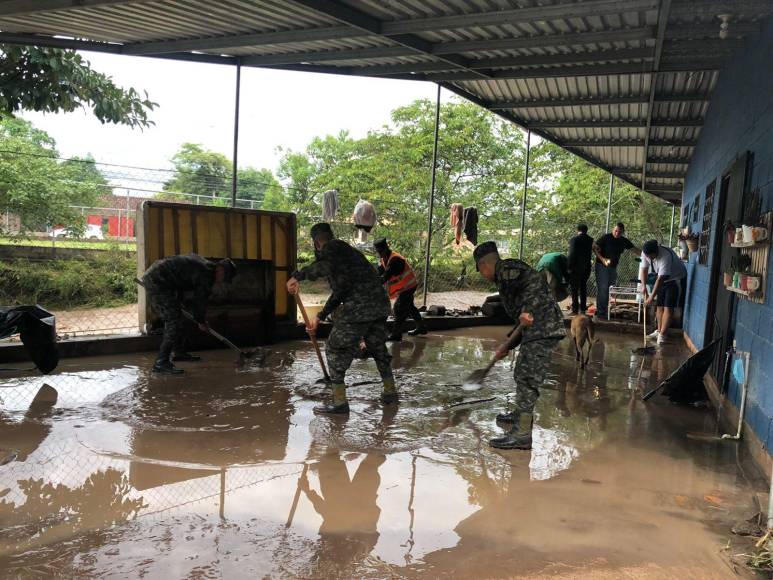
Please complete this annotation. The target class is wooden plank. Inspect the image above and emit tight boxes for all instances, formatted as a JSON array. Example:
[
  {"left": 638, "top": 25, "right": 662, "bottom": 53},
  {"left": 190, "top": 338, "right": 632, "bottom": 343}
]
[
  {"left": 178, "top": 209, "right": 193, "bottom": 254},
  {"left": 229, "top": 213, "right": 244, "bottom": 259},
  {"left": 157, "top": 205, "right": 164, "bottom": 260},
  {"left": 196, "top": 211, "right": 209, "bottom": 256},
  {"left": 246, "top": 214, "right": 259, "bottom": 259},
  {"left": 274, "top": 217, "right": 288, "bottom": 268},
  {"left": 260, "top": 216, "right": 272, "bottom": 261},
  {"left": 162, "top": 208, "right": 176, "bottom": 256},
  {"left": 225, "top": 210, "right": 232, "bottom": 257},
  {"left": 172, "top": 208, "right": 180, "bottom": 255},
  {"left": 275, "top": 270, "right": 288, "bottom": 320},
  {"left": 191, "top": 208, "right": 199, "bottom": 254},
  {"left": 241, "top": 213, "right": 248, "bottom": 258}
]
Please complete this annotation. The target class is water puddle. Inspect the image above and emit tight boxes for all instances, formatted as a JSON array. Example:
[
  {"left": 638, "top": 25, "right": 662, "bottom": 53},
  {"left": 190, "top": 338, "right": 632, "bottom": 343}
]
[{"left": 0, "top": 329, "right": 764, "bottom": 578}]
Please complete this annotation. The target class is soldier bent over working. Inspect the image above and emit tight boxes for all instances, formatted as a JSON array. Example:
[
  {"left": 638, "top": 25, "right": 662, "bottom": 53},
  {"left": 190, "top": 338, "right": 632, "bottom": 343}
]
[
  {"left": 287, "top": 223, "right": 396, "bottom": 414},
  {"left": 141, "top": 254, "right": 237, "bottom": 375},
  {"left": 474, "top": 242, "right": 566, "bottom": 450}
]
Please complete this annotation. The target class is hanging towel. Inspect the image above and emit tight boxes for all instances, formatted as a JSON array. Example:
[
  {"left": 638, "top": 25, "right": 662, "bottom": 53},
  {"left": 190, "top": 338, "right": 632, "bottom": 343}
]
[
  {"left": 322, "top": 189, "right": 339, "bottom": 221},
  {"left": 353, "top": 199, "right": 377, "bottom": 233},
  {"left": 463, "top": 207, "right": 478, "bottom": 245},
  {"left": 450, "top": 203, "right": 464, "bottom": 244}
]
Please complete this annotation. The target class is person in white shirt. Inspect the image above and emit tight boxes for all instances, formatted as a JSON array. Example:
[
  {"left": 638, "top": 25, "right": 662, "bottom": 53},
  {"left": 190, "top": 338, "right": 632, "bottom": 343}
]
[{"left": 639, "top": 239, "right": 688, "bottom": 345}]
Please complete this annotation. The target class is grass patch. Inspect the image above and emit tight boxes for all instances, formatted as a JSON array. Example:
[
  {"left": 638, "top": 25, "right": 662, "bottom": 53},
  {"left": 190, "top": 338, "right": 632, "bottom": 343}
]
[
  {"left": 0, "top": 250, "right": 137, "bottom": 309},
  {"left": 0, "top": 236, "right": 136, "bottom": 251}
]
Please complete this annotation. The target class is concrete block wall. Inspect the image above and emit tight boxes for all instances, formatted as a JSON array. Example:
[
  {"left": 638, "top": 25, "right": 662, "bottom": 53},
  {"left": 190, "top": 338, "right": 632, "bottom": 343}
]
[{"left": 681, "top": 17, "right": 773, "bottom": 452}]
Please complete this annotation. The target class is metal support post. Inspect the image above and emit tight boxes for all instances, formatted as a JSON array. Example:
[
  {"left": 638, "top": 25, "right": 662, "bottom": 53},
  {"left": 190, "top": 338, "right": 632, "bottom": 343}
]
[
  {"left": 518, "top": 129, "right": 531, "bottom": 259},
  {"left": 669, "top": 203, "right": 675, "bottom": 247},
  {"left": 231, "top": 61, "right": 242, "bottom": 208},
  {"left": 125, "top": 188, "right": 130, "bottom": 249},
  {"left": 605, "top": 173, "right": 615, "bottom": 233},
  {"left": 422, "top": 84, "right": 441, "bottom": 307}
]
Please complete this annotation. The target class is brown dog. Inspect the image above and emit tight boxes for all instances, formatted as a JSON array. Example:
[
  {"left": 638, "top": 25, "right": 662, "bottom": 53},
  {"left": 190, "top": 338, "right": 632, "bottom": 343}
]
[{"left": 570, "top": 314, "right": 597, "bottom": 368}]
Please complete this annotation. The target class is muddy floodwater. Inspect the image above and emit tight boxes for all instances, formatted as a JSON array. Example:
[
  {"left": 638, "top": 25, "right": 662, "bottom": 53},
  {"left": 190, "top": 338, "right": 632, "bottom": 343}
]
[{"left": 0, "top": 328, "right": 766, "bottom": 578}]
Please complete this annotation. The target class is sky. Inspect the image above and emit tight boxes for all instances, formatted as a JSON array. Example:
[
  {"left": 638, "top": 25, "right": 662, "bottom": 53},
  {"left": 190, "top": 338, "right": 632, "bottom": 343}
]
[{"left": 22, "top": 52, "right": 443, "bottom": 174}]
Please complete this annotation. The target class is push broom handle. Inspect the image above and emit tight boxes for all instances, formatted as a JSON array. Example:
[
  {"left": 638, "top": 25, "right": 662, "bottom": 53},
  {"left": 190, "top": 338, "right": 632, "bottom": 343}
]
[{"left": 295, "top": 292, "right": 331, "bottom": 381}]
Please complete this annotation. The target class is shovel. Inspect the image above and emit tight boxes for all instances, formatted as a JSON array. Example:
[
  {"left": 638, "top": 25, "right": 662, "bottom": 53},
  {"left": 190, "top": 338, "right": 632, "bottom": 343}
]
[
  {"left": 294, "top": 292, "right": 331, "bottom": 384},
  {"left": 632, "top": 300, "right": 656, "bottom": 356},
  {"left": 135, "top": 278, "right": 264, "bottom": 367},
  {"left": 462, "top": 322, "right": 524, "bottom": 390}
]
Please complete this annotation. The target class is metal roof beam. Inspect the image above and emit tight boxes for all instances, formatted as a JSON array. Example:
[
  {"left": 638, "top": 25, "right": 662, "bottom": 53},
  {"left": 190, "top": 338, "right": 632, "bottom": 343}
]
[
  {"left": 563, "top": 139, "right": 696, "bottom": 147},
  {"left": 244, "top": 46, "right": 652, "bottom": 68},
  {"left": 414, "top": 62, "right": 716, "bottom": 81},
  {"left": 528, "top": 118, "right": 702, "bottom": 128},
  {"left": 613, "top": 169, "right": 686, "bottom": 178},
  {"left": 641, "top": 0, "right": 672, "bottom": 202},
  {"left": 0, "top": 32, "right": 237, "bottom": 64},
  {"left": 123, "top": 26, "right": 358, "bottom": 55},
  {"left": 433, "top": 27, "right": 654, "bottom": 54},
  {"left": 286, "top": 0, "right": 490, "bottom": 80},
  {"left": 0, "top": 0, "right": 140, "bottom": 16},
  {"left": 381, "top": 0, "right": 659, "bottom": 35},
  {"left": 489, "top": 92, "right": 709, "bottom": 109},
  {"left": 647, "top": 156, "right": 691, "bottom": 164}
]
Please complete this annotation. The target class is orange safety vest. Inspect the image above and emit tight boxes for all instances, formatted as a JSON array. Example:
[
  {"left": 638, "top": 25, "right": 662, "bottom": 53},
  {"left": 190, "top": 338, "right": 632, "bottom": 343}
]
[{"left": 380, "top": 251, "right": 418, "bottom": 299}]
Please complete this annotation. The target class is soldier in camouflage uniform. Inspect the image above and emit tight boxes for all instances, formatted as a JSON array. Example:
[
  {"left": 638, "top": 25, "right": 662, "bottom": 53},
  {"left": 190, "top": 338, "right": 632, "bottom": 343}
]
[
  {"left": 141, "top": 254, "right": 237, "bottom": 375},
  {"left": 473, "top": 241, "right": 566, "bottom": 449},
  {"left": 287, "top": 223, "right": 395, "bottom": 414}
]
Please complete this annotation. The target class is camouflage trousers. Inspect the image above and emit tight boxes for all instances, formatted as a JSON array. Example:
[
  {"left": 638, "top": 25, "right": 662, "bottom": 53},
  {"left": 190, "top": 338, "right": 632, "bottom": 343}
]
[
  {"left": 147, "top": 287, "right": 184, "bottom": 362},
  {"left": 513, "top": 338, "right": 560, "bottom": 414},
  {"left": 326, "top": 319, "right": 393, "bottom": 383}
]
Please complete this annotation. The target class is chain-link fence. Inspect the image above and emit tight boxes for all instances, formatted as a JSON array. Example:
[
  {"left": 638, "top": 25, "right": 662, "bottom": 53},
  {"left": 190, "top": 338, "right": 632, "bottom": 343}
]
[{"left": 1, "top": 150, "right": 677, "bottom": 342}]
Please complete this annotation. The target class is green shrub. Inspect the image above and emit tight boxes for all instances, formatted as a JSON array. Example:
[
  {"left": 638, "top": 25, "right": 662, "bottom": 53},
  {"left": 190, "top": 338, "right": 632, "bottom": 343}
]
[{"left": 0, "top": 250, "right": 137, "bottom": 309}]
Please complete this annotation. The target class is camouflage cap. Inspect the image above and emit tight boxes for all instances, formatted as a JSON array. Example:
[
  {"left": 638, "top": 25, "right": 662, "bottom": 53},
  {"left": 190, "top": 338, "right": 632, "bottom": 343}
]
[
  {"left": 473, "top": 241, "right": 499, "bottom": 271},
  {"left": 373, "top": 237, "right": 389, "bottom": 252},
  {"left": 310, "top": 222, "right": 334, "bottom": 240}
]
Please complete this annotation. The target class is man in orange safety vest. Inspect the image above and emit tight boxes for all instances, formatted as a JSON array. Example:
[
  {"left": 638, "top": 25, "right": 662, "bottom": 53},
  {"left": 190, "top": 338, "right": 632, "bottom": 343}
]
[{"left": 375, "top": 238, "right": 427, "bottom": 342}]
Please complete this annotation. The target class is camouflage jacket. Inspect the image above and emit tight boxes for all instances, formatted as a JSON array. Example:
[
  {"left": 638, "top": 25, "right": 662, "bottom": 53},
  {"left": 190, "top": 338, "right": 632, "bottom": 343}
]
[
  {"left": 292, "top": 239, "right": 390, "bottom": 323},
  {"left": 141, "top": 254, "right": 215, "bottom": 323},
  {"left": 495, "top": 258, "right": 566, "bottom": 343}
]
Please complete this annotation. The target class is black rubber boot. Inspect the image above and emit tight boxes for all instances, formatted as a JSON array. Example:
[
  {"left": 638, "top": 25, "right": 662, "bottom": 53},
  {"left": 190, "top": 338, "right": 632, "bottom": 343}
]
[
  {"left": 489, "top": 413, "right": 533, "bottom": 450},
  {"left": 408, "top": 321, "right": 427, "bottom": 336},
  {"left": 495, "top": 410, "right": 519, "bottom": 425},
  {"left": 314, "top": 383, "right": 350, "bottom": 415},
  {"left": 387, "top": 321, "right": 403, "bottom": 342},
  {"left": 381, "top": 377, "right": 399, "bottom": 405},
  {"left": 152, "top": 359, "right": 184, "bottom": 375},
  {"left": 172, "top": 352, "right": 202, "bottom": 362}
]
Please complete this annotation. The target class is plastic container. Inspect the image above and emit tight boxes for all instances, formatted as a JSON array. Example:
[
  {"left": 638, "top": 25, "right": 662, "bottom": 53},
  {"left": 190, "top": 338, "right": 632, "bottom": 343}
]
[{"left": 742, "top": 225, "right": 754, "bottom": 243}]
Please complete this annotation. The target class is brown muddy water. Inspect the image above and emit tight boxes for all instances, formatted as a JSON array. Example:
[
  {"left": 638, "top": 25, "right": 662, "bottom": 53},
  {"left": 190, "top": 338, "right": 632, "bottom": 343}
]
[{"left": 0, "top": 328, "right": 766, "bottom": 578}]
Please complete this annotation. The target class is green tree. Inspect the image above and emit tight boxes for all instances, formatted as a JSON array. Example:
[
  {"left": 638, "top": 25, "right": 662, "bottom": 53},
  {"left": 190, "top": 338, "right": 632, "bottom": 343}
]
[
  {"left": 0, "top": 45, "right": 155, "bottom": 128},
  {"left": 163, "top": 143, "right": 231, "bottom": 199},
  {"left": 237, "top": 166, "right": 281, "bottom": 206},
  {"left": 0, "top": 118, "right": 103, "bottom": 233}
]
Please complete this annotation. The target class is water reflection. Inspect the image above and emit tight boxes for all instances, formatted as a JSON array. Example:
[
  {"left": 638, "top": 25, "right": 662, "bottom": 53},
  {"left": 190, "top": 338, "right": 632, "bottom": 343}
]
[{"left": 0, "top": 331, "right": 764, "bottom": 577}]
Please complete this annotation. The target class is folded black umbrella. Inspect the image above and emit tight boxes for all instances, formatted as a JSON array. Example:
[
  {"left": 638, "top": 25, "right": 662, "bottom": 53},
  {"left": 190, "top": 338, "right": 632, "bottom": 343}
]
[
  {"left": 0, "top": 305, "right": 59, "bottom": 374},
  {"left": 642, "top": 338, "right": 721, "bottom": 403}
]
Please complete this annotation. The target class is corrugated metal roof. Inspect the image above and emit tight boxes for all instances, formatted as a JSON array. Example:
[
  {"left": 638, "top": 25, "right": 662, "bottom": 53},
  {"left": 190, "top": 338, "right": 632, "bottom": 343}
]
[{"left": 1, "top": 0, "right": 770, "bottom": 202}]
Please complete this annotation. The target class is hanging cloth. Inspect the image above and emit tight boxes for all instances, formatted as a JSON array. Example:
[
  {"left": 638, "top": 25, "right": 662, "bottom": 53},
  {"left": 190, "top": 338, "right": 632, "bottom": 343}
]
[
  {"left": 322, "top": 189, "right": 339, "bottom": 221},
  {"left": 353, "top": 200, "right": 377, "bottom": 232},
  {"left": 463, "top": 207, "right": 478, "bottom": 245},
  {"left": 450, "top": 203, "right": 464, "bottom": 244}
]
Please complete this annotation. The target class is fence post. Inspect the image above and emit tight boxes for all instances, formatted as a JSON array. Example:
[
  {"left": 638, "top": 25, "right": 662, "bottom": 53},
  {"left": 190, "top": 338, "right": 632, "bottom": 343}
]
[
  {"left": 669, "top": 203, "right": 675, "bottom": 247},
  {"left": 518, "top": 129, "right": 531, "bottom": 259},
  {"left": 422, "top": 83, "right": 441, "bottom": 307},
  {"left": 231, "top": 60, "right": 242, "bottom": 208},
  {"left": 605, "top": 174, "right": 614, "bottom": 233}
]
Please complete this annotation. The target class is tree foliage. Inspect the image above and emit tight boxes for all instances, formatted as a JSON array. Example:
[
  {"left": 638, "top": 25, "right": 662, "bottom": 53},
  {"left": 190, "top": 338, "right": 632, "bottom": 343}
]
[
  {"left": 0, "top": 45, "right": 155, "bottom": 129},
  {"left": 0, "top": 118, "right": 106, "bottom": 233}
]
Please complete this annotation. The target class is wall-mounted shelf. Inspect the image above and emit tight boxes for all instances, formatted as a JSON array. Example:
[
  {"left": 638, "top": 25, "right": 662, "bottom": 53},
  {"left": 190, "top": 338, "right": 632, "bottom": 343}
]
[
  {"left": 726, "top": 286, "right": 760, "bottom": 297},
  {"left": 731, "top": 239, "right": 768, "bottom": 248}
]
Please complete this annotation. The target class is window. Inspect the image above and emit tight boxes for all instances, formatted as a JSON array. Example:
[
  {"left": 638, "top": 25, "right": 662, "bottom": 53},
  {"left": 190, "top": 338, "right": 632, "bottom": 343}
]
[{"left": 699, "top": 180, "right": 715, "bottom": 265}]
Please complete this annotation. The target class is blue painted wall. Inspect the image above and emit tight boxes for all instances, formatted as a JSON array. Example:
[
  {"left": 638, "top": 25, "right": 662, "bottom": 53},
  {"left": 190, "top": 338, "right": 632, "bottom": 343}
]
[{"left": 681, "top": 17, "right": 773, "bottom": 452}]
